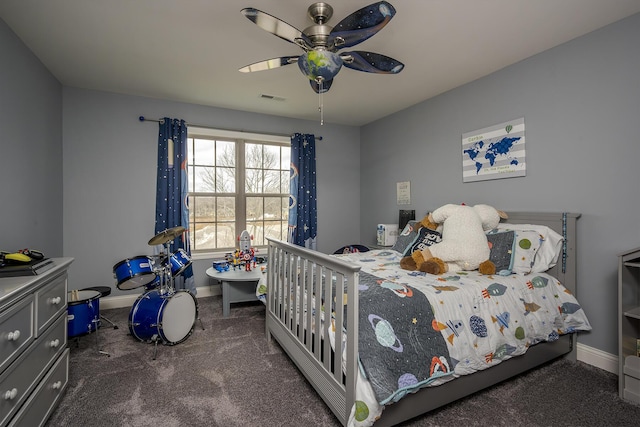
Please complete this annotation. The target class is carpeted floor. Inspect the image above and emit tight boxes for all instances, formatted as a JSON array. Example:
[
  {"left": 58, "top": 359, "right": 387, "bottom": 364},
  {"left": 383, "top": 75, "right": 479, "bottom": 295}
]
[{"left": 46, "top": 295, "right": 640, "bottom": 427}]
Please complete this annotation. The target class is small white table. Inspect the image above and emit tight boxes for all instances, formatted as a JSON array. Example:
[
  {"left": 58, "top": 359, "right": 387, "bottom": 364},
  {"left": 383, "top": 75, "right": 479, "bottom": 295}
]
[{"left": 206, "top": 267, "right": 264, "bottom": 317}]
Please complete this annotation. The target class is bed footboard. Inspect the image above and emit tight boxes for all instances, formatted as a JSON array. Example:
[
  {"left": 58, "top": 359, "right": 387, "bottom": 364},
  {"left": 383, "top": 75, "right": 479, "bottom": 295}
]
[{"left": 266, "top": 238, "right": 360, "bottom": 426}]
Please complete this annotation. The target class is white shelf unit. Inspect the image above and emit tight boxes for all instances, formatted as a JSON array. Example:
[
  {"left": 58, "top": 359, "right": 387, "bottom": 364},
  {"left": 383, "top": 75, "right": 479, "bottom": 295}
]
[{"left": 618, "top": 248, "right": 640, "bottom": 403}]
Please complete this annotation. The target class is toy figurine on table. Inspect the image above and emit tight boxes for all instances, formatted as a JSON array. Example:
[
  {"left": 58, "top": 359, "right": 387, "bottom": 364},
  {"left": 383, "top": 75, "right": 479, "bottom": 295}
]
[{"left": 221, "top": 230, "right": 258, "bottom": 272}]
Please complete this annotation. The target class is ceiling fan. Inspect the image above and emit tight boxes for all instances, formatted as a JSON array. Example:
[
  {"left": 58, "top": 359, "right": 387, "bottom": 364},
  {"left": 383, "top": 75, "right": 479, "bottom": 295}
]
[{"left": 239, "top": 1, "right": 404, "bottom": 94}]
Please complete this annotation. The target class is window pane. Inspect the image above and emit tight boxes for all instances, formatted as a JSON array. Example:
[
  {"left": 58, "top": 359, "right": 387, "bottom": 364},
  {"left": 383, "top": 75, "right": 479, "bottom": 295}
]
[
  {"left": 247, "top": 197, "right": 263, "bottom": 221},
  {"left": 264, "top": 221, "right": 283, "bottom": 241},
  {"left": 245, "top": 143, "right": 262, "bottom": 168},
  {"left": 187, "top": 138, "right": 194, "bottom": 165},
  {"left": 217, "top": 197, "right": 235, "bottom": 222},
  {"left": 247, "top": 222, "right": 263, "bottom": 246},
  {"left": 282, "top": 147, "right": 291, "bottom": 170},
  {"left": 216, "top": 140, "right": 235, "bottom": 167},
  {"left": 188, "top": 196, "right": 195, "bottom": 223},
  {"left": 263, "top": 170, "right": 281, "bottom": 193},
  {"left": 193, "top": 196, "right": 216, "bottom": 221},
  {"left": 280, "top": 171, "right": 289, "bottom": 193},
  {"left": 193, "top": 223, "right": 216, "bottom": 250},
  {"left": 282, "top": 196, "right": 290, "bottom": 221},
  {"left": 194, "top": 166, "right": 215, "bottom": 192},
  {"left": 194, "top": 139, "right": 215, "bottom": 166},
  {"left": 263, "top": 145, "right": 279, "bottom": 169},
  {"left": 216, "top": 223, "right": 236, "bottom": 248},
  {"left": 245, "top": 168, "right": 262, "bottom": 193},
  {"left": 264, "top": 197, "right": 282, "bottom": 220},
  {"left": 188, "top": 165, "right": 195, "bottom": 192},
  {"left": 217, "top": 167, "right": 235, "bottom": 193}
]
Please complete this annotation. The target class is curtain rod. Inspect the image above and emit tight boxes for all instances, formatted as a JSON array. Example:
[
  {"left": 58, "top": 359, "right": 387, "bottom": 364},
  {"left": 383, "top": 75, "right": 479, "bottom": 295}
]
[{"left": 138, "top": 116, "right": 322, "bottom": 140}]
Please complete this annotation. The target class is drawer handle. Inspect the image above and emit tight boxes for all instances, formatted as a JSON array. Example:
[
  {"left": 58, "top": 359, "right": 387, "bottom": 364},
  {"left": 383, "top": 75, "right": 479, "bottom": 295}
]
[
  {"left": 49, "top": 339, "right": 60, "bottom": 348},
  {"left": 52, "top": 381, "right": 62, "bottom": 390},
  {"left": 3, "top": 388, "right": 18, "bottom": 400},
  {"left": 7, "top": 330, "right": 21, "bottom": 341},
  {"left": 49, "top": 296, "right": 62, "bottom": 305}
]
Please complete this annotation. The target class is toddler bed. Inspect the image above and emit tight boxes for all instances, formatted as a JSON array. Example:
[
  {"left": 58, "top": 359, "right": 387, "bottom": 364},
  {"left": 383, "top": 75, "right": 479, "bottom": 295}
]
[{"left": 263, "top": 212, "right": 590, "bottom": 426}]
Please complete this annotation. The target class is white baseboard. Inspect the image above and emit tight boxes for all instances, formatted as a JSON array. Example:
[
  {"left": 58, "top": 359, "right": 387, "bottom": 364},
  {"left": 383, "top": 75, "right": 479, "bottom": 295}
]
[
  {"left": 577, "top": 343, "right": 618, "bottom": 374},
  {"left": 100, "top": 285, "right": 221, "bottom": 310}
]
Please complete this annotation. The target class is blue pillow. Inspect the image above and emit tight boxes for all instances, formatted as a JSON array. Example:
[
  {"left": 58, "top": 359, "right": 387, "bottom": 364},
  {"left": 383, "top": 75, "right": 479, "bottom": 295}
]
[
  {"left": 392, "top": 220, "right": 419, "bottom": 253},
  {"left": 402, "top": 227, "right": 442, "bottom": 257},
  {"left": 486, "top": 230, "right": 516, "bottom": 273}
]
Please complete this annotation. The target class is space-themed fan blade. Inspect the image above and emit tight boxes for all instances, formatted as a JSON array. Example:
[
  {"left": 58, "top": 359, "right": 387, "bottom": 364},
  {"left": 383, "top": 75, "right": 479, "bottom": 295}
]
[
  {"left": 328, "top": 1, "right": 395, "bottom": 49},
  {"left": 241, "top": 8, "right": 312, "bottom": 49},
  {"left": 310, "top": 78, "right": 333, "bottom": 94},
  {"left": 239, "top": 56, "right": 299, "bottom": 73},
  {"left": 341, "top": 51, "right": 404, "bottom": 74}
]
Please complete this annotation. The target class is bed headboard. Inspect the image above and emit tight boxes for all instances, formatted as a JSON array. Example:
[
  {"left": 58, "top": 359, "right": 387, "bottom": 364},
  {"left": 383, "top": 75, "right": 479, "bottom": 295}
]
[{"left": 502, "top": 212, "right": 581, "bottom": 297}]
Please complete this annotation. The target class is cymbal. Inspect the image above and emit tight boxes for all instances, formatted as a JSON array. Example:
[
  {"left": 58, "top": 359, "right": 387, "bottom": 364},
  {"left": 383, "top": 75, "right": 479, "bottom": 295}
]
[{"left": 148, "top": 226, "right": 186, "bottom": 246}]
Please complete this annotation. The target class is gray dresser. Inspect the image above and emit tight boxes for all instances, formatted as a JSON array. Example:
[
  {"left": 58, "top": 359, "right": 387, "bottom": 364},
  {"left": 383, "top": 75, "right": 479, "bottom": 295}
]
[{"left": 0, "top": 258, "right": 72, "bottom": 426}]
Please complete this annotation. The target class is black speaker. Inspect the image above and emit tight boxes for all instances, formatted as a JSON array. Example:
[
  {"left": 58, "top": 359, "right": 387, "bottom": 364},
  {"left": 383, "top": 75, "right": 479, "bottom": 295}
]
[{"left": 399, "top": 209, "right": 415, "bottom": 231}]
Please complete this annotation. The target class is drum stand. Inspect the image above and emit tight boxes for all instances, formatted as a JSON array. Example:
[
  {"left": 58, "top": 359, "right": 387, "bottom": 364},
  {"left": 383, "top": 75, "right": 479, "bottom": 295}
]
[
  {"left": 92, "top": 318, "right": 111, "bottom": 357},
  {"left": 143, "top": 229, "right": 204, "bottom": 360}
]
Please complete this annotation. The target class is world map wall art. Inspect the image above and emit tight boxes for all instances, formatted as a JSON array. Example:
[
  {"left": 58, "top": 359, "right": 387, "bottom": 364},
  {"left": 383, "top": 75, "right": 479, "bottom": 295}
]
[{"left": 462, "top": 117, "right": 526, "bottom": 182}]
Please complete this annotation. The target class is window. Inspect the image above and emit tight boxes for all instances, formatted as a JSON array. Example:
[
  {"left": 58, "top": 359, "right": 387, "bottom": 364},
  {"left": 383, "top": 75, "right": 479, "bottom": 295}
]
[{"left": 186, "top": 127, "right": 290, "bottom": 253}]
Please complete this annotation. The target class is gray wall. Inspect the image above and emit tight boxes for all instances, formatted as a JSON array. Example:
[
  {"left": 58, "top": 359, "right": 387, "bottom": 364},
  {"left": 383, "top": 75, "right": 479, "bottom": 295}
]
[
  {"left": 360, "top": 13, "right": 640, "bottom": 356},
  {"left": 62, "top": 88, "right": 360, "bottom": 296},
  {"left": 0, "top": 18, "right": 63, "bottom": 256}
]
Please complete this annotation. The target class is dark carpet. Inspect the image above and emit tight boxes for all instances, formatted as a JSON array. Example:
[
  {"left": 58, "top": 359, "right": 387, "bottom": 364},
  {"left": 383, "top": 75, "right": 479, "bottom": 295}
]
[{"left": 46, "top": 296, "right": 640, "bottom": 427}]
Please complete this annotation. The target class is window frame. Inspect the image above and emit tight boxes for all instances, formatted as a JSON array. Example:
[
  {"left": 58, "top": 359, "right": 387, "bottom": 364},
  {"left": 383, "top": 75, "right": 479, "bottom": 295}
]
[{"left": 187, "top": 126, "right": 290, "bottom": 258}]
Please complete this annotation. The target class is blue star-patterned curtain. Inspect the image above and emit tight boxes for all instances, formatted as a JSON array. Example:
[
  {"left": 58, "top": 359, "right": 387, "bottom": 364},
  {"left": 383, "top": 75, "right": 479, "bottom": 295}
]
[
  {"left": 155, "top": 118, "right": 195, "bottom": 294},
  {"left": 288, "top": 133, "right": 317, "bottom": 249}
]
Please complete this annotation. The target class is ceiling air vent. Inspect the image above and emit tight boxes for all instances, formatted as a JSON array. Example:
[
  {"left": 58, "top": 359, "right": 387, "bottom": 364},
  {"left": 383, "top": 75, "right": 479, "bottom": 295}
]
[{"left": 260, "top": 93, "right": 286, "bottom": 101}]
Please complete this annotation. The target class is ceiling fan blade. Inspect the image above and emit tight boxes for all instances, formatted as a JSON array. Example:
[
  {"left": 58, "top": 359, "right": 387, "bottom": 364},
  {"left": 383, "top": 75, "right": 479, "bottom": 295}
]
[
  {"left": 341, "top": 51, "right": 404, "bottom": 74},
  {"left": 329, "top": 1, "right": 396, "bottom": 49},
  {"left": 241, "top": 8, "right": 312, "bottom": 49},
  {"left": 310, "top": 79, "right": 334, "bottom": 94},
  {"left": 239, "top": 56, "right": 299, "bottom": 73}
]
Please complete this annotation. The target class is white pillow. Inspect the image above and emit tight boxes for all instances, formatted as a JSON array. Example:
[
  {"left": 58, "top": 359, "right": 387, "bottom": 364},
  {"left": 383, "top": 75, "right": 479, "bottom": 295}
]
[{"left": 496, "top": 223, "right": 564, "bottom": 273}]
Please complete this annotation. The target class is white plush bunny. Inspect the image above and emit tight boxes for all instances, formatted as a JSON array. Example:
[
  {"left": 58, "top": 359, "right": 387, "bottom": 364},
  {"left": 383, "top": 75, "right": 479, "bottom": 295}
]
[{"left": 400, "top": 204, "right": 506, "bottom": 275}]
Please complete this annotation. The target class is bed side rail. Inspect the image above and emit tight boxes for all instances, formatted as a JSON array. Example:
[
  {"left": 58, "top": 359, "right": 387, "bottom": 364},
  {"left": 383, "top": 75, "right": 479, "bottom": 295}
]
[{"left": 266, "top": 238, "right": 360, "bottom": 425}]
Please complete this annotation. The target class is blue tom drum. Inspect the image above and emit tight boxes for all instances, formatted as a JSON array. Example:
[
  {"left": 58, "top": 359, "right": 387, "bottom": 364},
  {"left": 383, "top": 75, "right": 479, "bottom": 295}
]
[
  {"left": 113, "top": 256, "right": 156, "bottom": 290},
  {"left": 168, "top": 249, "right": 192, "bottom": 277}
]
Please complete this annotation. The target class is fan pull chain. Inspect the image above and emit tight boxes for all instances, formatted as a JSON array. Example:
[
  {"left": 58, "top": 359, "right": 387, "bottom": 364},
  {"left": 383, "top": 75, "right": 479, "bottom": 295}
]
[{"left": 318, "top": 80, "right": 324, "bottom": 126}]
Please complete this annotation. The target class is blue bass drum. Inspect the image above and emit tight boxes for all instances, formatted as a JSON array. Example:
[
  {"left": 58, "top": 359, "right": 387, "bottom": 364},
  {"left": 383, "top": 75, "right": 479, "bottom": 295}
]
[
  {"left": 128, "top": 289, "right": 197, "bottom": 345},
  {"left": 113, "top": 256, "right": 156, "bottom": 290},
  {"left": 67, "top": 290, "right": 101, "bottom": 338}
]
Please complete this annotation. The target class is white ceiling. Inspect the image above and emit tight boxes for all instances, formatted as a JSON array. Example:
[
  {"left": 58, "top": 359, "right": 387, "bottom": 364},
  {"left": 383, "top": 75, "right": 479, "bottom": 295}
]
[{"left": 2, "top": 0, "right": 640, "bottom": 126}]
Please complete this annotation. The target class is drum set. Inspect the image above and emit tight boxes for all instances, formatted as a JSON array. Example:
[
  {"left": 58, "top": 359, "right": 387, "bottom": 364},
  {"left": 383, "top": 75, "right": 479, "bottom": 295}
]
[{"left": 112, "top": 226, "right": 199, "bottom": 358}]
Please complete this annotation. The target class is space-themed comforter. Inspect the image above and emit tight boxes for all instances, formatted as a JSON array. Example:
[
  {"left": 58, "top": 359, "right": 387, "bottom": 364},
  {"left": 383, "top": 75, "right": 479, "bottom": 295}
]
[
  {"left": 334, "top": 249, "right": 591, "bottom": 427},
  {"left": 256, "top": 248, "right": 591, "bottom": 427}
]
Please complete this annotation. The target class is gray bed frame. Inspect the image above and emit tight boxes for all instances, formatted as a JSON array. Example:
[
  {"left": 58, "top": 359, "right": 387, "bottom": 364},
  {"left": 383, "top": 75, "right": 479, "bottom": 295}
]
[{"left": 265, "top": 212, "right": 580, "bottom": 426}]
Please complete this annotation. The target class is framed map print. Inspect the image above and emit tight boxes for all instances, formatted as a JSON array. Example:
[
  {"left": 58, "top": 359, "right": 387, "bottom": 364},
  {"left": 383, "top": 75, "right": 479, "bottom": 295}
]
[{"left": 462, "top": 117, "right": 526, "bottom": 182}]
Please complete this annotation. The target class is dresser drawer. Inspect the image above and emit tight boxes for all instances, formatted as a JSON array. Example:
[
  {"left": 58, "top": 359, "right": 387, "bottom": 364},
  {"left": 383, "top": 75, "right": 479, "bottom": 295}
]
[
  {"left": 8, "top": 348, "right": 69, "bottom": 427},
  {"left": 35, "top": 273, "right": 67, "bottom": 337},
  {"left": 0, "top": 296, "right": 34, "bottom": 375},
  {"left": 0, "top": 314, "right": 66, "bottom": 426}
]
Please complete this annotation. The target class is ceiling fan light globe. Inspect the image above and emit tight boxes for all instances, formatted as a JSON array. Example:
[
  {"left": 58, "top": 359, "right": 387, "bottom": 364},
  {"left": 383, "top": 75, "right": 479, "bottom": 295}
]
[{"left": 297, "top": 50, "right": 343, "bottom": 81}]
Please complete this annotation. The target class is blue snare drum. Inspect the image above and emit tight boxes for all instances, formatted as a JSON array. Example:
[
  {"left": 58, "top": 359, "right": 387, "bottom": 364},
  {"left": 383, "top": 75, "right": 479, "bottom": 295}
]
[
  {"left": 67, "top": 290, "right": 101, "bottom": 338},
  {"left": 168, "top": 249, "right": 192, "bottom": 276},
  {"left": 113, "top": 256, "right": 156, "bottom": 290},
  {"left": 128, "top": 289, "right": 197, "bottom": 345}
]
